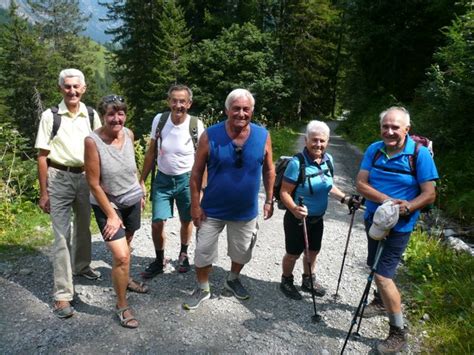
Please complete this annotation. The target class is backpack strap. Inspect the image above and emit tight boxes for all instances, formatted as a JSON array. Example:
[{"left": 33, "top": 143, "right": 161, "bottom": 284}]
[
  {"left": 50, "top": 106, "right": 61, "bottom": 140},
  {"left": 86, "top": 106, "right": 95, "bottom": 130},
  {"left": 189, "top": 115, "right": 199, "bottom": 151},
  {"left": 371, "top": 143, "right": 417, "bottom": 176},
  {"left": 295, "top": 152, "right": 306, "bottom": 186},
  {"left": 50, "top": 106, "right": 95, "bottom": 141},
  {"left": 154, "top": 111, "right": 171, "bottom": 152}
]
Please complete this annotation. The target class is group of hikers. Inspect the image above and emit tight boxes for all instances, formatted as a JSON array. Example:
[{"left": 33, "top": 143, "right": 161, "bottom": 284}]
[{"left": 35, "top": 68, "right": 438, "bottom": 354}]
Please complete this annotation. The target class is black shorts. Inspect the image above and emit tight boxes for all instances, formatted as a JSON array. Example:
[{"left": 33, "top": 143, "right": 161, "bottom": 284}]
[
  {"left": 283, "top": 210, "right": 324, "bottom": 255},
  {"left": 92, "top": 202, "right": 141, "bottom": 242}
]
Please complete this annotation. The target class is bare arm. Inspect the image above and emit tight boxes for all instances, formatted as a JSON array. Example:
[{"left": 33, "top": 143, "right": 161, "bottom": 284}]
[
  {"left": 37, "top": 149, "right": 50, "bottom": 213},
  {"left": 140, "top": 138, "right": 157, "bottom": 190},
  {"left": 84, "top": 137, "right": 122, "bottom": 239},
  {"left": 190, "top": 132, "right": 209, "bottom": 227},
  {"left": 280, "top": 180, "right": 307, "bottom": 219},
  {"left": 395, "top": 181, "right": 436, "bottom": 216},
  {"left": 262, "top": 134, "right": 275, "bottom": 220},
  {"left": 356, "top": 169, "right": 391, "bottom": 204}
]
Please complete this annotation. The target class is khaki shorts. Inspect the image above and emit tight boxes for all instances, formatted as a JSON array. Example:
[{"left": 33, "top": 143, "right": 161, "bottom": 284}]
[{"left": 194, "top": 217, "right": 259, "bottom": 268}]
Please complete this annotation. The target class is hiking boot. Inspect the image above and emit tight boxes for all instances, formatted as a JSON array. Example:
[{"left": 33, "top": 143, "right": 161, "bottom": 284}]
[
  {"left": 377, "top": 325, "right": 408, "bottom": 354},
  {"left": 77, "top": 268, "right": 101, "bottom": 280},
  {"left": 182, "top": 287, "right": 211, "bottom": 310},
  {"left": 225, "top": 278, "right": 250, "bottom": 300},
  {"left": 362, "top": 291, "right": 386, "bottom": 318},
  {"left": 141, "top": 259, "right": 166, "bottom": 279},
  {"left": 177, "top": 252, "right": 190, "bottom": 273},
  {"left": 280, "top": 275, "right": 302, "bottom": 300},
  {"left": 301, "top": 274, "right": 326, "bottom": 297}
]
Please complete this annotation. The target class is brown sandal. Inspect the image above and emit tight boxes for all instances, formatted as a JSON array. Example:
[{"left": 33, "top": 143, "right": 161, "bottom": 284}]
[{"left": 127, "top": 279, "right": 149, "bottom": 293}]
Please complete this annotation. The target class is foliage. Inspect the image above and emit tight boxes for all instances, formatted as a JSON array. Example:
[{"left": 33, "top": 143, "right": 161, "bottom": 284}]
[
  {"left": 413, "top": 6, "right": 474, "bottom": 222},
  {"left": 278, "top": 0, "right": 341, "bottom": 118},
  {"left": 146, "top": 0, "right": 192, "bottom": 117},
  {"left": 269, "top": 121, "right": 304, "bottom": 160},
  {"left": 189, "top": 22, "right": 290, "bottom": 123},
  {"left": 401, "top": 230, "right": 474, "bottom": 353}
]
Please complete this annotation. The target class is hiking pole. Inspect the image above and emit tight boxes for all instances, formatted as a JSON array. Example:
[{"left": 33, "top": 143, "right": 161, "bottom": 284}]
[
  {"left": 341, "top": 239, "right": 385, "bottom": 354},
  {"left": 333, "top": 206, "right": 356, "bottom": 300},
  {"left": 298, "top": 196, "right": 322, "bottom": 323}
]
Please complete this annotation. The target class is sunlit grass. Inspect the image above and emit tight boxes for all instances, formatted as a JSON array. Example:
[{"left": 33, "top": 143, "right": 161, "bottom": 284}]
[{"left": 401, "top": 230, "right": 474, "bottom": 353}]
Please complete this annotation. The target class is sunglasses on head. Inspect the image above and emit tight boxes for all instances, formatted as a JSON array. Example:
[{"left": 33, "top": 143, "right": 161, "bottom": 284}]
[
  {"left": 103, "top": 95, "right": 125, "bottom": 104},
  {"left": 234, "top": 146, "right": 243, "bottom": 168}
]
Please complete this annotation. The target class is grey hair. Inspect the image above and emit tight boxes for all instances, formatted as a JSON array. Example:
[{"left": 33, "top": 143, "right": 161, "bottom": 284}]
[
  {"left": 379, "top": 106, "right": 411, "bottom": 126},
  {"left": 58, "top": 68, "right": 86, "bottom": 87},
  {"left": 225, "top": 89, "right": 255, "bottom": 110},
  {"left": 306, "top": 120, "right": 330, "bottom": 139},
  {"left": 167, "top": 84, "right": 193, "bottom": 102}
]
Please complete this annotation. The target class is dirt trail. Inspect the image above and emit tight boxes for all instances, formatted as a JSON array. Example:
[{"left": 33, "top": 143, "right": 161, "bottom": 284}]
[{"left": 0, "top": 122, "right": 418, "bottom": 354}]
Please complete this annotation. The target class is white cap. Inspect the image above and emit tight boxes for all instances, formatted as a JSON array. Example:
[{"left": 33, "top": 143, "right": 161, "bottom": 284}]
[{"left": 369, "top": 200, "right": 400, "bottom": 240}]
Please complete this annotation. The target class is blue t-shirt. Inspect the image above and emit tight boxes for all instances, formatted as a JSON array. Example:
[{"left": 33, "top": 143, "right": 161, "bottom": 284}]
[
  {"left": 360, "top": 136, "right": 439, "bottom": 232},
  {"left": 283, "top": 148, "right": 333, "bottom": 216},
  {"left": 201, "top": 121, "right": 268, "bottom": 221}
]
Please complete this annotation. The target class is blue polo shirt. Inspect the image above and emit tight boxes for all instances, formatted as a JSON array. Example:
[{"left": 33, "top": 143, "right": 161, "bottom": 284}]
[
  {"left": 283, "top": 148, "right": 333, "bottom": 216},
  {"left": 360, "top": 136, "right": 439, "bottom": 232}
]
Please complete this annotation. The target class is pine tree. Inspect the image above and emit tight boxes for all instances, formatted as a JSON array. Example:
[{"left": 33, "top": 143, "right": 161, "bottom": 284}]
[{"left": 146, "top": 0, "right": 191, "bottom": 114}]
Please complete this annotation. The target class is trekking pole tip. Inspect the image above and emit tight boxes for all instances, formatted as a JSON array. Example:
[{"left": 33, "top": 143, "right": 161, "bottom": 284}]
[{"left": 311, "top": 313, "right": 322, "bottom": 323}]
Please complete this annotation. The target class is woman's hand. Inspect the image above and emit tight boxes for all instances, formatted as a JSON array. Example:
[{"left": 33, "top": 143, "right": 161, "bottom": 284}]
[
  {"left": 102, "top": 214, "right": 124, "bottom": 240},
  {"left": 291, "top": 204, "right": 308, "bottom": 220}
]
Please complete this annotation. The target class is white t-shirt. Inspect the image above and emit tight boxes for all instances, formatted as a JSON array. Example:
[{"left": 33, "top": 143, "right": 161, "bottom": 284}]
[{"left": 150, "top": 113, "right": 205, "bottom": 175}]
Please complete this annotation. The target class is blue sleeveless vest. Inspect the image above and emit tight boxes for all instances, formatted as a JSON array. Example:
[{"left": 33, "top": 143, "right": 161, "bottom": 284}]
[{"left": 201, "top": 121, "right": 268, "bottom": 220}]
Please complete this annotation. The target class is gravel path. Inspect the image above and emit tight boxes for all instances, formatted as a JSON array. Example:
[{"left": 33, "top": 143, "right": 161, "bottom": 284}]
[{"left": 0, "top": 123, "right": 416, "bottom": 354}]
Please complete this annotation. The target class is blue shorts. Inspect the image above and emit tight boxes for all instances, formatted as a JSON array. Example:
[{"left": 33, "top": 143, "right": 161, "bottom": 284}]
[
  {"left": 92, "top": 202, "right": 141, "bottom": 242},
  {"left": 365, "top": 220, "right": 411, "bottom": 279},
  {"left": 152, "top": 171, "right": 191, "bottom": 222}
]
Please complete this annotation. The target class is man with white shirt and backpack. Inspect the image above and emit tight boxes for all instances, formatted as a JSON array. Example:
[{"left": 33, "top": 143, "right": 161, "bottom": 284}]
[{"left": 140, "top": 85, "right": 204, "bottom": 278}]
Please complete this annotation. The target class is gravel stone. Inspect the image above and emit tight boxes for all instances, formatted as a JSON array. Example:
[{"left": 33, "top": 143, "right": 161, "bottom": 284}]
[{"left": 0, "top": 123, "right": 418, "bottom": 354}]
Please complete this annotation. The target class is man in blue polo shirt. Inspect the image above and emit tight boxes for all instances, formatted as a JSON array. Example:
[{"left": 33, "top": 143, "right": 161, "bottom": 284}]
[{"left": 356, "top": 106, "right": 438, "bottom": 354}]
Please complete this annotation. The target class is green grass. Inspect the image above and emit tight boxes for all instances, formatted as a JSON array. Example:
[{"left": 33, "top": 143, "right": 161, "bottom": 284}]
[
  {"left": 269, "top": 122, "right": 305, "bottom": 161},
  {"left": 0, "top": 201, "right": 52, "bottom": 259},
  {"left": 400, "top": 230, "right": 474, "bottom": 353}
]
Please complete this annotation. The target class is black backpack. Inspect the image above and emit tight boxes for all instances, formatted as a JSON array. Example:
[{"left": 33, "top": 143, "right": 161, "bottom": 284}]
[
  {"left": 50, "top": 106, "right": 95, "bottom": 140},
  {"left": 273, "top": 153, "right": 334, "bottom": 210}
]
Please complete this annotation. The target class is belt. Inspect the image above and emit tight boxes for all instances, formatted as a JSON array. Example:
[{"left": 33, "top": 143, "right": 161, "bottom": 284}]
[{"left": 48, "top": 160, "right": 84, "bottom": 174}]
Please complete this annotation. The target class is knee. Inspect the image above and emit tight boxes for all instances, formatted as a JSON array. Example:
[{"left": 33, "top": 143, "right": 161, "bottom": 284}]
[
  {"left": 152, "top": 221, "right": 164, "bottom": 232},
  {"left": 284, "top": 253, "right": 300, "bottom": 263},
  {"left": 113, "top": 250, "right": 130, "bottom": 268},
  {"left": 374, "top": 273, "right": 392, "bottom": 290}
]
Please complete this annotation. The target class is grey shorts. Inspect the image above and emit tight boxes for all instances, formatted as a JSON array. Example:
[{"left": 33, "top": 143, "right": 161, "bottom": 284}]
[{"left": 194, "top": 217, "right": 259, "bottom": 268}]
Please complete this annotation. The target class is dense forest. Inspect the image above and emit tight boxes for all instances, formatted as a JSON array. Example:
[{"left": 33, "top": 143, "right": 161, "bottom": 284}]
[{"left": 0, "top": 0, "right": 473, "bottom": 227}]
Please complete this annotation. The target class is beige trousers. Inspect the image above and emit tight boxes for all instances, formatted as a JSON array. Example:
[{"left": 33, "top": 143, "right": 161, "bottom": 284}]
[{"left": 48, "top": 167, "right": 92, "bottom": 301}]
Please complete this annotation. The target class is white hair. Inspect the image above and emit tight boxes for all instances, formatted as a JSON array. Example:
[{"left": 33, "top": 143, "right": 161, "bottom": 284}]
[
  {"left": 225, "top": 89, "right": 255, "bottom": 110},
  {"left": 379, "top": 106, "right": 410, "bottom": 126},
  {"left": 306, "top": 120, "right": 330, "bottom": 139},
  {"left": 58, "top": 68, "right": 86, "bottom": 87}
]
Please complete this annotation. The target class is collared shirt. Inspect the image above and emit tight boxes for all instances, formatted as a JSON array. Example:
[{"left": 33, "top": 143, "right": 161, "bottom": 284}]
[
  {"left": 360, "top": 135, "right": 439, "bottom": 232},
  {"left": 35, "top": 100, "right": 101, "bottom": 166},
  {"left": 283, "top": 148, "right": 334, "bottom": 216}
]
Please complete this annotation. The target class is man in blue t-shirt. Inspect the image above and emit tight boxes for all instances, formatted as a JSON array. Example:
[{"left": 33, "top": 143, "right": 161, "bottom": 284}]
[
  {"left": 182, "top": 89, "right": 275, "bottom": 310},
  {"left": 356, "top": 106, "right": 438, "bottom": 353}
]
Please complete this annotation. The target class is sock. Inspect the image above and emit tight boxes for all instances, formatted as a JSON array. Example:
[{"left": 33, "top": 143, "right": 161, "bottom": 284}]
[
  {"left": 155, "top": 249, "right": 164, "bottom": 263},
  {"left": 388, "top": 312, "right": 404, "bottom": 328},
  {"left": 180, "top": 244, "right": 188, "bottom": 255},
  {"left": 199, "top": 282, "right": 210, "bottom": 291},
  {"left": 227, "top": 272, "right": 239, "bottom": 281}
]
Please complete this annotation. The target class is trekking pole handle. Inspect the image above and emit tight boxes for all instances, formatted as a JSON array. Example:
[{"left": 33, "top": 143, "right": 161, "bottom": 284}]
[{"left": 298, "top": 196, "right": 304, "bottom": 206}]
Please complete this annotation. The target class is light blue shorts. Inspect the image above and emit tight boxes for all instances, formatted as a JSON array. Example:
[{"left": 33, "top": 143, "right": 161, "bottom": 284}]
[{"left": 152, "top": 171, "right": 191, "bottom": 222}]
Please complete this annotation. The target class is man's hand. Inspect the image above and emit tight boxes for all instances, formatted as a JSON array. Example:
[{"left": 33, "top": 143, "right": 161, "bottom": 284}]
[
  {"left": 393, "top": 199, "right": 411, "bottom": 216},
  {"left": 191, "top": 205, "right": 206, "bottom": 228},
  {"left": 263, "top": 201, "right": 274, "bottom": 220},
  {"left": 39, "top": 193, "right": 50, "bottom": 214}
]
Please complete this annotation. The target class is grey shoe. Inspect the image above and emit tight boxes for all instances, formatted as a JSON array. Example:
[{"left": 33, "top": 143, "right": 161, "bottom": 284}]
[
  {"left": 362, "top": 291, "right": 386, "bottom": 318},
  {"left": 182, "top": 287, "right": 211, "bottom": 310},
  {"left": 53, "top": 303, "right": 75, "bottom": 318},
  {"left": 377, "top": 325, "right": 408, "bottom": 354},
  {"left": 301, "top": 274, "right": 326, "bottom": 297},
  {"left": 78, "top": 268, "right": 101, "bottom": 280},
  {"left": 280, "top": 275, "right": 302, "bottom": 300},
  {"left": 225, "top": 278, "right": 250, "bottom": 300}
]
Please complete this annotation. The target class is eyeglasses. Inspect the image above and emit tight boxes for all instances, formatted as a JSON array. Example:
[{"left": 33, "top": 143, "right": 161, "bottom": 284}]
[
  {"left": 234, "top": 146, "right": 243, "bottom": 168},
  {"left": 103, "top": 95, "right": 125, "bottom": 104}
]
